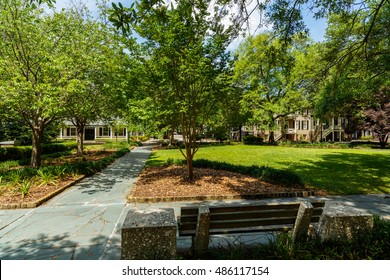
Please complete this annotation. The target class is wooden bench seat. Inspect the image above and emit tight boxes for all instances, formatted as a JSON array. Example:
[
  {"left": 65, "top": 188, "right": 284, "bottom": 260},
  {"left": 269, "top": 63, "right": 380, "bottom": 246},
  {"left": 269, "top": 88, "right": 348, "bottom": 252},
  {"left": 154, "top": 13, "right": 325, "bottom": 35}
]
[{"left": 178, "top": 201, "right": 325, "bottom": 254}]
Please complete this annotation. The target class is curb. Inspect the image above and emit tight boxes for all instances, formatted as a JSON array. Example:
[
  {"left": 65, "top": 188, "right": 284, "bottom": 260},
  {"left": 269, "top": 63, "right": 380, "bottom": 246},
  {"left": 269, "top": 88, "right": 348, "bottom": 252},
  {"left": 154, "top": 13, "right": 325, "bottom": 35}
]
[
  {"left": 0, "top": 175, "right": 85, "bottom": 209},
  {"left": 128, "top": 190, "right": 320, "bottom": 203}
]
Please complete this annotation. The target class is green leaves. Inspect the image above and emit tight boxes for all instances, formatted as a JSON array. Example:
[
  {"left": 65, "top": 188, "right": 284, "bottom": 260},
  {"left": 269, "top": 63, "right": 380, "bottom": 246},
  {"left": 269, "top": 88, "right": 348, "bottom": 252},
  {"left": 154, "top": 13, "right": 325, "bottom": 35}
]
[{"left": 234, "top": 33, "right": 311, "bottom": 136}]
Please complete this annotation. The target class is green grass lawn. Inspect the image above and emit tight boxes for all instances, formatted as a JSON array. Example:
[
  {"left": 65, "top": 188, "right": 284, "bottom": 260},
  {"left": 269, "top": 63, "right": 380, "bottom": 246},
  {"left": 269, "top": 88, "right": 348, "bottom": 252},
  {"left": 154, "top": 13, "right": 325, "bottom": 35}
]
[{"left": 147, "top": 144, "right": 390, "bottom": 195}]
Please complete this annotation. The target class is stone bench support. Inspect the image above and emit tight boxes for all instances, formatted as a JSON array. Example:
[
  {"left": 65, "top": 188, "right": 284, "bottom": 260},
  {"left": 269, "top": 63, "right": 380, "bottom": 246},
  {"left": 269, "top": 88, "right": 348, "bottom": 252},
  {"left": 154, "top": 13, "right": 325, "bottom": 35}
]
[
  {"left": 317, "top": 203, "right": 374, "bottom": 241},
  {"left": 291, "top": 201, "right": 314, "bottom": 241},
  {"left": 121, "top": 208, "right": 177, "bottom": 260},
  {"left": 193, "top": 205, "right": 210, "bottom": 255}
]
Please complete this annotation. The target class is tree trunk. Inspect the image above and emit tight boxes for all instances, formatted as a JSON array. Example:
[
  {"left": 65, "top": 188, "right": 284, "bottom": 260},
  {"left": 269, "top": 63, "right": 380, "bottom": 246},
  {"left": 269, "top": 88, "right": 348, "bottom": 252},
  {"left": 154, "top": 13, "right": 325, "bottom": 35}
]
[
  {"left": 186, "top": 145, "right": 194, "bottom": 180},
  {"left": 379, "top": 134, "right": 388, "bottom": 149},
  {"left": 76, "top": 125, "right": 85, "bottom": 156},
  {"left": 31, "top": 128, "right": 43, "bottom": 168},
  {"left": 268, "top": 131, "right": 275, "bottom": 143},
  {"left": 168, "top": 129, "right": 175, "bottom": 147}
]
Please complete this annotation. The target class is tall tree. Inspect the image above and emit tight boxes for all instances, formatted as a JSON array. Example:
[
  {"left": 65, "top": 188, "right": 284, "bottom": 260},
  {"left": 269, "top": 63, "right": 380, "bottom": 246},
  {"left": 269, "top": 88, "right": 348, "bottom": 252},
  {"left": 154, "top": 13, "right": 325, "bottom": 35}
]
[
  {"left": 234, "top": 33, "right": 311, "bottom": 142},
  {"left": 112, "top": 0, "right": 233, "bottom": 179},
  {"left": 0, "top": 1, "right": 73, "bottom": 167},
  {"left": 62, "top": 8, "right": 128, "bottom": 155},
  {"left": 314, "top": 1, "right": 389, "bottom": 134},
  {"left": 364, "top": 88, "right": 390, "bottom": 148}
]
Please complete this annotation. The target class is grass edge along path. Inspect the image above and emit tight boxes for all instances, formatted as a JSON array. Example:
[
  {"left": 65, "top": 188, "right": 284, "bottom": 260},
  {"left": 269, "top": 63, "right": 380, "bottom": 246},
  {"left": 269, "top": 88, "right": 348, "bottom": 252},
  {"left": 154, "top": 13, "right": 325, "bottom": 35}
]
[{"left": 147, "top": 145, "right": 390, "bottom": 195}]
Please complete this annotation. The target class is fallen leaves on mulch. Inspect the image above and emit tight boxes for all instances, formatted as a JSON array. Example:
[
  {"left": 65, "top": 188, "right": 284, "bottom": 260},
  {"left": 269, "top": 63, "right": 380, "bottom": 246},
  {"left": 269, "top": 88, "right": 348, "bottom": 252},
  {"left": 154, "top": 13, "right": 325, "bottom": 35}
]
[{"left": 131, "top": 165, "right": 314, "bottom": 199}]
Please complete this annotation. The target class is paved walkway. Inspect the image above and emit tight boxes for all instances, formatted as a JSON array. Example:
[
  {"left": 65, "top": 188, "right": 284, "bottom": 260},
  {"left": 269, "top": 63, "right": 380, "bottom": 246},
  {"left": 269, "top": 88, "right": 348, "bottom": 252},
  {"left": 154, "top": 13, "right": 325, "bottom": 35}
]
[
  {"left": 1, "top": 143, "right": 390, "bottom": 259},
  {"left": 0, "top": 145, "right": 152, "bottom": 260}
]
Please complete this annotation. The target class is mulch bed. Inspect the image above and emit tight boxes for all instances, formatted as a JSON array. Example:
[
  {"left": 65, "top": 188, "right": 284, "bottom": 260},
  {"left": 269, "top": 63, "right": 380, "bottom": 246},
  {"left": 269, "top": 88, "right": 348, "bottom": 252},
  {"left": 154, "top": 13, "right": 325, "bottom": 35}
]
[
  {"left": 0, "top": 150, "right": 117, "bottom": 208},
  {"left": 129, "top": 165, "right": 323, "bottom": 202}
]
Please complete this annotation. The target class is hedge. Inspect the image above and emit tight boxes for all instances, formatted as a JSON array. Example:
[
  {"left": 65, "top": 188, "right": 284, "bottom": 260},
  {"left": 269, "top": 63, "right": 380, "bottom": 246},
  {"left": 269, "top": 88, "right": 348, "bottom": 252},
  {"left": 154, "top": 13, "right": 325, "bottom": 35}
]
[
  {"left": 243, "top": 135, "right": 264, "bottom": 145},
  {"left": 0, "top": 142, "right": 78, "bottom": 162}
]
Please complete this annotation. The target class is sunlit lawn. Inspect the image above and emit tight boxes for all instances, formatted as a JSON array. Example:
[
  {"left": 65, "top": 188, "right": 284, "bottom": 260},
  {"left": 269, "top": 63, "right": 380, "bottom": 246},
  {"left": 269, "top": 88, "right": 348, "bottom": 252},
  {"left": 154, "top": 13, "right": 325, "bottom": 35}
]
[{"left": 147, "top": 144, "right": 390, "bottom": 195}]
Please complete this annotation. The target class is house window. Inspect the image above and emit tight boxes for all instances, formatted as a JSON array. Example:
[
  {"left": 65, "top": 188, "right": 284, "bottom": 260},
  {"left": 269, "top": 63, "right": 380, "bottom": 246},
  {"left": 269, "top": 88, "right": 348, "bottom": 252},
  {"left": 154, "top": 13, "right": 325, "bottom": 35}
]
[
  {"left": 296, "top": 121, "right": 300, "bottom": 130},
  {"left": 302, "top": 121, "right": 308, "bottom": 130},
  {"left": 290, "top": 120, "right": 295, "bottom": 129},
  {"left": 99, "top": 127, "right": 111, "bottom": 137},
  {"left": 66, "top": 127, "right": 76, "bottom": 136},
  {"left": 116, "top": 128, "right": 126, "bottom": 136}
]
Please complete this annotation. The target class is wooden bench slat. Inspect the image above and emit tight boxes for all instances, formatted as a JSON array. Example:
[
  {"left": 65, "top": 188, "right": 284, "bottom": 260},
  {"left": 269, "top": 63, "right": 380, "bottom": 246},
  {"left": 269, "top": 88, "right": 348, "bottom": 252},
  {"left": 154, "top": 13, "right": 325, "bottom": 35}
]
[
  {"left": 179, "top": 224, "right": 294, "bottom": 236},
  {"left": 209, "top": 209, "right": 298, "bottom": 221},
  {"left": 180, "top": 202, "right": 309, "bottom": 216},
  {"left": 179, "top": 216, "right": 320, "bottom": 232},
  {"left": 179, "top": 223, "right": 197, "bottom": 231},
  {"left": 180, "top": 210, "right": 300, "bottom": 227},
  {"left": 209, "top": 217, "right": 297, "bottom": 229},
  {"left": 178, "top": 201, "right": 326, "bottom": 246},
  {"left": 181, "top": 209, "right": 323, "bottom": 223},
  {"left": 209, "top": 225, "right": 293, "bottom": 235},
  {"left": 208, "top": 204, "right": 301, "bottom": 213}
]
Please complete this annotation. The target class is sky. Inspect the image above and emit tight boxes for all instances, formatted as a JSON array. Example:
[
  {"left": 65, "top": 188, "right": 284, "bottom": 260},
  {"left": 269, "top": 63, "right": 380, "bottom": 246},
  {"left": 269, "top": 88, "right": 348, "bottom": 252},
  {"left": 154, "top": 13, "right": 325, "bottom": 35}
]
[{"left": 52, "top": 0, "right": 327, "bottom": 49}]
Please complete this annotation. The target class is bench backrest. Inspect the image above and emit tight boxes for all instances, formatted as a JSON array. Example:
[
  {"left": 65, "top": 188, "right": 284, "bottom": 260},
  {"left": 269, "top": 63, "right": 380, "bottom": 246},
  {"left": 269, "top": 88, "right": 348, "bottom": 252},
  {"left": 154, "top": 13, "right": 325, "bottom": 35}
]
[{"left": 178, "top": 201, "right": 325, "bottom": 236}]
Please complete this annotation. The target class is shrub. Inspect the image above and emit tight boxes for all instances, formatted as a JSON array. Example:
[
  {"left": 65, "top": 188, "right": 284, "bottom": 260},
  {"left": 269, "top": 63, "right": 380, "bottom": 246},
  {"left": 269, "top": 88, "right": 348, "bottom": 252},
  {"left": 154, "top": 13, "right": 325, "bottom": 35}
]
[
  {"left": 278, "top": 141, "right": 351, "bottom": 149},
  {"left": 42, "top": 142, "right": 77, "bottom": 154},
  {"left": 129, "top": 136, "right": 149, "bottom": 142},
  {"left": 0, "top": 146, "right": 31, "bottom": 162},
  {"left": 19, "top": 179, "right": 32, "bottom": 198},
  {"left": 0, "top": 142, "right": 77, "bottom": 162},
  {"left": 243, "top": 135, "right": 264, "bottom": 145},
  {"left": 360, "top": 135, "right": 374, "bottom": 141}
]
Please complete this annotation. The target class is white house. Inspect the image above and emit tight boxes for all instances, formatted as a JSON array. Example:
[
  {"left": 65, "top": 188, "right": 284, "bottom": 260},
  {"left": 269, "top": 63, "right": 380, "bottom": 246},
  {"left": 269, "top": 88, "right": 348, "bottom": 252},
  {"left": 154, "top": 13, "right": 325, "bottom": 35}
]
[{"left": 58, "top": 121, "right": 128, "bottom": 141}]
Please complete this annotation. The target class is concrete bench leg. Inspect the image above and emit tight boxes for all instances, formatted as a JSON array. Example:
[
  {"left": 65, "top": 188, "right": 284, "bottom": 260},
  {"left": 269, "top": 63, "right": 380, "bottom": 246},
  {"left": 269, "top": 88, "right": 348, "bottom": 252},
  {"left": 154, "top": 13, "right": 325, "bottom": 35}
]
[
  {"left": 317, "top": 203, "right": 374, "bottom": 241},
  {"left": 121, "top": 208, "right": 177, "bottom": 260},
  {"left": 193, "top": 206, "right": 210, "bottom": 255},
  {"left": 291, "top": 201, "right": 313, "bottom": 241}
]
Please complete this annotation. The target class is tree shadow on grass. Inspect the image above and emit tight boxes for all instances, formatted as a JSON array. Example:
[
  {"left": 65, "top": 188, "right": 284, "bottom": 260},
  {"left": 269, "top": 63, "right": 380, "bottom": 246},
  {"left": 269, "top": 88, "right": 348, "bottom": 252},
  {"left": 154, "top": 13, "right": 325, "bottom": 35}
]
[
  {"left": 280, "top": 152, "right": 390, "bottom": 194},
  {"left": 144, "top": 153, "right": 166, "bottom": 167},
  {"left": 0, "top": 233, "right": 120, "bottom": 260}
]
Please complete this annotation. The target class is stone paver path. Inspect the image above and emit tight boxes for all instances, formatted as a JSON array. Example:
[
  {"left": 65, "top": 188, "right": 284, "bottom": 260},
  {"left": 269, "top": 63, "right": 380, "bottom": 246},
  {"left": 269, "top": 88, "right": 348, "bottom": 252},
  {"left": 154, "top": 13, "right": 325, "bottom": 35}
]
[{"left": 0, "top": 145, "right": 152, "bottom": 260}]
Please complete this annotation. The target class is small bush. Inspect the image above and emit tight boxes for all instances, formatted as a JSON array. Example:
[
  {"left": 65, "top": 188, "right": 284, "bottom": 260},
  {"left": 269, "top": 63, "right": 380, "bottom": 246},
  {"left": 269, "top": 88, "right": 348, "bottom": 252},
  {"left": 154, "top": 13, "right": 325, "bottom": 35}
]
[
  {"left": 129, "top": 136, "right": 149, "bottom": 142},
  {"left": 0, "top": 142, "right": 77, "bottom": 162},
  {"left": 243, "top": 135, "right": 264, "bottom": 145},
  {"left": 0, "top": 146, "right": 31, "bottom": 162},
  {"left": 278, "top": 141, "right": 352, "bottom": 149},
  {"left": 42, "top": 142, "right": 77, "bottom": 154}
]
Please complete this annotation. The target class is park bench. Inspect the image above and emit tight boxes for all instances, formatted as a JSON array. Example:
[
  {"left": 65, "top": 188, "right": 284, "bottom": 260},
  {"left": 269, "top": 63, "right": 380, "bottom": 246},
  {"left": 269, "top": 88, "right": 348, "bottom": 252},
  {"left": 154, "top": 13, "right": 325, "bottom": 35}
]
[{"left": 177, "top": 201, "right": 325, "bottom": 254}]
